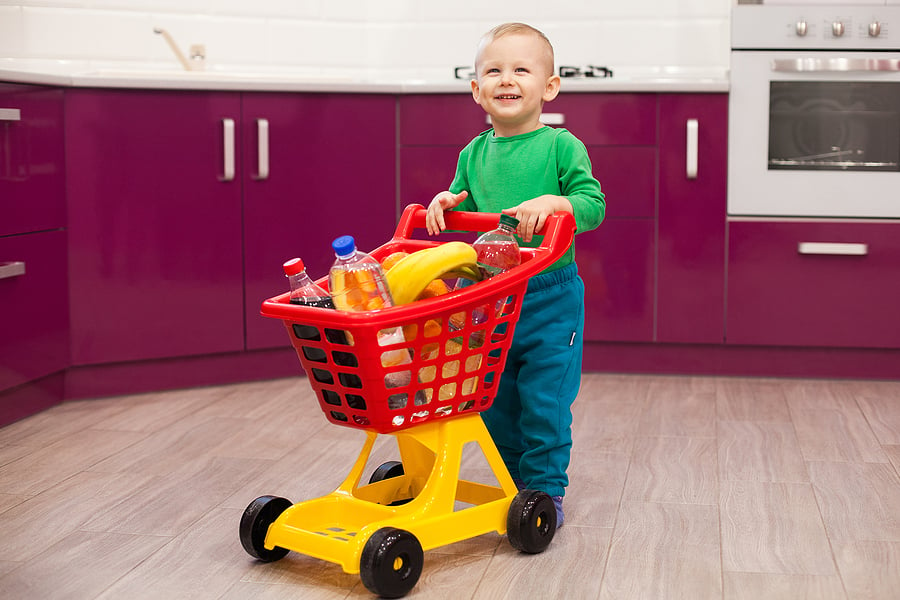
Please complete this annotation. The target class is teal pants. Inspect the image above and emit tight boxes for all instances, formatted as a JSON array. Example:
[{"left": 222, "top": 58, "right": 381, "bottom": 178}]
[{"left": 481, "top": 263, "right": 584, "bottom": 498}]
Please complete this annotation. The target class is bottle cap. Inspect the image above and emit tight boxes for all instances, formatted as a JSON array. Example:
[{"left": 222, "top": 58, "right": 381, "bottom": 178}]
[
  {"left": 283, "top": 257, "right": 305, "bottom": 276},
  {"left": 332, "top": 235, "right": 356, "bottom": 257},
  {"left": 498, "top": 214, "right": 520, "bottom": 229}
]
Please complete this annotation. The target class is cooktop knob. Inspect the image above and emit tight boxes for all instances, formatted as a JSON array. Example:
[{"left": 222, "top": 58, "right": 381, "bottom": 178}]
[
  {"left": 832, "top": 21, "right": 845, "bottom": 37},
  {"left": 868, "top": 21, "right": 882, "bottom": 37},
  {"left": 795, "top": 20, "right": 808, "bottom": 37}
]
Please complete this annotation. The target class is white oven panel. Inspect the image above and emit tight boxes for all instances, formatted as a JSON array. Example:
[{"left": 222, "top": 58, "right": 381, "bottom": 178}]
[
  {"left": 727, "top": 50, "right": 900, "bottom": 218},
  {"left": 732, "top": 5, "right": 900, "bottom": 50}
]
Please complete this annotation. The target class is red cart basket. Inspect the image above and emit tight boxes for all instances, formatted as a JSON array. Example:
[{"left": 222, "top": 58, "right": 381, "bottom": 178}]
[{"left": 260, "top": 204, "right": 576, "bottom": 434}]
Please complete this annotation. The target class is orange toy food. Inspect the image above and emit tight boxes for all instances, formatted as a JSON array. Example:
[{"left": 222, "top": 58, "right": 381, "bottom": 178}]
[{"left": 380, "top": 251, "right": 410, "bottom": 271}]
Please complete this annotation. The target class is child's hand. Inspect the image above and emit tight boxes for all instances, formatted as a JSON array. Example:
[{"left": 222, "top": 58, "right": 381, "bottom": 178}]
[
  {"left": 425, "top": 190, "right": 469, "bottom": 236},
  {"left": 502, "top": 195, "right": 572, "bottom": 242}
]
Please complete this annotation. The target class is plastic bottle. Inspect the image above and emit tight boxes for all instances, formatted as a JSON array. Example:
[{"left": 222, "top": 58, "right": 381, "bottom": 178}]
[
  {"left": 283, "top": 258, "right": 334, "bottom": 308},
  {"left": 329, "top": 235, "right": 394, "bottom": 312},
  {"left": 456, "top": 214, "right": 522, "bottom": 345},
  {"left": 328, "top": 236, "right": 411, "bottom": 389},
  {"left": 473, "top": 213, "right": 522, "bottom": 278}
]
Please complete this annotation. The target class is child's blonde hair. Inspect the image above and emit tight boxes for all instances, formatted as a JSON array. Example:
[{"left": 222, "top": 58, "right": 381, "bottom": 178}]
[{"left": 475, "top": 22, "right": 555, "bottom": 75}]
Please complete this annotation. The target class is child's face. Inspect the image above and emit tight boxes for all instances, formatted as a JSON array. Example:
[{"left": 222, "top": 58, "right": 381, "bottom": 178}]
[{"left": 472, "top": 32, "right": 561, "bottom": 137}]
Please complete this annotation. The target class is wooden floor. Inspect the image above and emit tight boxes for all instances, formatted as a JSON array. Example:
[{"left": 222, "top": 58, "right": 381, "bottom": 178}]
[{"left": 1, "top": 373, "right": 899, "bottom": 599}]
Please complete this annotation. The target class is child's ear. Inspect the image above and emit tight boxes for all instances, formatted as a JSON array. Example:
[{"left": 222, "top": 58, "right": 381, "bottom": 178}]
[
  {"left": 471, "top": 78, "right": 481, "bottom": 103},
  {"left": 543, "top": 75, "right": 561, "bottom": 102}
]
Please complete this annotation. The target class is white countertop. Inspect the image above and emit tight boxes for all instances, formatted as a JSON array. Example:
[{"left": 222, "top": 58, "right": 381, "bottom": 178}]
[{"left": 0, "top": 59, "right": 730, "bottom": 93}]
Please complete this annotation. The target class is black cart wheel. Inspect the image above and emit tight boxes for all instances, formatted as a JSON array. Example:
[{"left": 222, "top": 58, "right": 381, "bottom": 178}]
[
  {"left": 239, "top": 495, "right": 292, "bottom": 562},
  {"left": 368, "top": 460, "right": 412, "bottom": 506},
  {"left": 507, "top": 489, "right": 556, "bottom": 554},
  {"left": 368, "top": 460, "right": 405, "bottom": 484},
  {"left": 359, "top": 527, "right": 424, "bottom": 598}
]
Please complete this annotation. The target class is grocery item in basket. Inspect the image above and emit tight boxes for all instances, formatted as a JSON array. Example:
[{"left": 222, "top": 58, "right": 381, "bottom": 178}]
[
  {"left": 473, "top": 213, "right": 521, "bottom": 278},
  {"left": 329, "top": 235, "right": 411, "bottom": 384},
  {"left": 284, "top": 258, "right": 334, "bottom": 308},
  {"left": 384, "top": 242, "right": 481, "bottom": 305}
]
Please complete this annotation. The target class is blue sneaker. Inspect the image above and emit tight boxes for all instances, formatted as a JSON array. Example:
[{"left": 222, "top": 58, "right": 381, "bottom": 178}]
[
  {"left": 552, "top": 496, "right": 564, "bottom": 529},
  {"left": 513, "top": 478, "right": 526, "bottom": 491}
]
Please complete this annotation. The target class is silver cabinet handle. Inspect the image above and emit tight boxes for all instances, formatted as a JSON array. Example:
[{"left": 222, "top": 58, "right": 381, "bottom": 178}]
[
  {"left": 254, "top": 118, "right": 269, "bottom": 180},
  {"left": 686, "top": 118, "right": 698, "bottom": 179},
  {"left": 0, "top": 261, "right": 26, "bottom": 280},
  {"left": 772, "top": 58, "right": 900, "bottom": 73},
  {"left": 485, "top": 113, "right": 565, "bottom": 126},
  {"left": 0, "top": 108, "right": 22, "bottom": 121},
  {"left": 798, "top": 242, "right": 868, "bottom": 256},
  {"left": 220, "top": 118, "right": 235, "bottom": 181}
]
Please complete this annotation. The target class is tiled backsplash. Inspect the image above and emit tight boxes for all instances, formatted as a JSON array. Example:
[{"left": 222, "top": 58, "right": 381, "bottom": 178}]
[{"left": 0, "top": 0, "right": 731, "bottom": 77}]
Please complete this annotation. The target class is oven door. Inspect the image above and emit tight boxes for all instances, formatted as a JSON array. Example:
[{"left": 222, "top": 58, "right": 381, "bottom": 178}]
[{"left": 728, "top": 51, "right": 900, "bottom": 218}]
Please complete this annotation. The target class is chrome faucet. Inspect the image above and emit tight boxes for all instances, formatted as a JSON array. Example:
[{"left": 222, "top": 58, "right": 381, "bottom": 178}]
[{"left": 153, "top": 27, "right": 206, "bottom": 71}]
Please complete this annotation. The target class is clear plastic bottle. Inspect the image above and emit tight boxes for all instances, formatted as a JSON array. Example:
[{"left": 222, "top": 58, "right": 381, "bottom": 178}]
[
  {"left": 457, "top": 214, "right": 523, "bottom": 345},
  {"left": 473, "top": 213, "right": 522, "bottom": 278},
  {"left": 328, "top": 236, "right": 411, "bottom": 388},
  {"left": 328, "top": 235, "right": 394, "bottom": 312},
  {"left": 283, "top": 257, "right": 334, "bottom": 308}
]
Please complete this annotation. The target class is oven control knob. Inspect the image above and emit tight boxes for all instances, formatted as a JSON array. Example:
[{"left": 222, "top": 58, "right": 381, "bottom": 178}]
[
  {"left": 795, "top": 20, "right": 808, "bottom": 37},
  {"left": 832, "top": 21, "right": 845, "bottom": 37},
  {"left": 869, "top": 21, "right": 882, "bottom": 37}
]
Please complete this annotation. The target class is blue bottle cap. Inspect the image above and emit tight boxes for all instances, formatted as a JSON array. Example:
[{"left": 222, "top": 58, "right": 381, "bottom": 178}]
[{"left": 332, "top": 235, "right": 356, "bottom": 257}]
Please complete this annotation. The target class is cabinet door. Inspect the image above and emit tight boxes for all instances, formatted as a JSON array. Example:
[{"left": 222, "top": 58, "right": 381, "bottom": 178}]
[
  {"left": 728, "top": 220, "right": 900, "bottom": 348},
  {"left": 657, "top": 94, "right": 728, "bottom": 344},
  {"left": 0, "top": 230, "right": 69, "bottom": 393},
  {"left": 0, "top": 83, "right": 65, "bottom": 237},
  {"left": 66, "top": 89, "right": 244, "bottom": 364},
  {"left": 242, "top": 93, "right": 397, "bottom": 350},
  {"left": 580, "top": 219, "right": 655, "bottom": 342}
]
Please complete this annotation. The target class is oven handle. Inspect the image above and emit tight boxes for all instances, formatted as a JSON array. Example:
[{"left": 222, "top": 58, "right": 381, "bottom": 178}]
[{"left": 772, "top": 58, "right": 900, "bottom": 73}]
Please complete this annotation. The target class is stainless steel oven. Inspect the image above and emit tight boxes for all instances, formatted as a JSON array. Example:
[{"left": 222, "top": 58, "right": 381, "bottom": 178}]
[{"left": 728, "top": 4, "right": 900, "bottom": 218}]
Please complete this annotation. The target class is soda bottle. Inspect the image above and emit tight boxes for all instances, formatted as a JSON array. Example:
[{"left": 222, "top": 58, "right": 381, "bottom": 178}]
[
  {"left": 283, "top": 257, "right": 334, "bottom": 308},
  {"left": 473, "top": 213, "right": 521, "bottom": 278},
  {"left": 456, "top": 214, "right": 522, "bottom": 346},
  {"left": 329, "top": 236, "right": 411, "bottom": 390}
]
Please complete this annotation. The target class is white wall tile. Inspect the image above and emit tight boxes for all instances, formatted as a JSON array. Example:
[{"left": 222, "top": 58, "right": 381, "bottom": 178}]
[{"left": 2, "top": 1, "right": 732, "bottom": 72}]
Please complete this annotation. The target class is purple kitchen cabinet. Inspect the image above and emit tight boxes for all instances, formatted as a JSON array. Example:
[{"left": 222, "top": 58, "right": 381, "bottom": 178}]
[
  {"left": 579, "top": 219, "right": 655, "bottom": 342},
  {"left": 399, "top": 95, "right": 488, "bottom": 147},
  {"left": 656, "top": 94, "right": 728, "bottom": 344},
  {"left": 550, "top": 93, "right": 657, "bottom": 146},
  {"left": 728, "top": 220, "right": 900, "bottom": 348},
  {"left": 65, "top": 89, "right": 245, "bottom": 364},
  {"left": 242, "top": 93, "right": 397, "bottom": 350},
  {"left": 0, "top": 230, "right": 69, "bottom": 394},
  {"left": 0, "top": 83, "right": 65, "bottom": 237}
]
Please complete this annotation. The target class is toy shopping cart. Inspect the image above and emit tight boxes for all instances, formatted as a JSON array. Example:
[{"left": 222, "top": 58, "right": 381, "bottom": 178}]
[{"left": 240, "top": 204, "right": 576, "bottom": 598}]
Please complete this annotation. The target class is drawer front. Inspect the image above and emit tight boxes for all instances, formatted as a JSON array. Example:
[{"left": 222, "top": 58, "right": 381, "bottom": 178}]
[
  {"left": 399, "top": 95, "right": 489, "bottom": 146},
  {"left": 727, "top": 220, "right": 900, "bottom": 348},
  {"left": 398, "top": 93, "right": 658, "bottom": 147},
  {"left": 551, "top": 93, "right": 657, "bottom": 146},
  {"left": 0, "top": 230, "right": 69, "bottom": 392},
  {"left": 0, "top": 84, "right": 65, "bottom": 237}
]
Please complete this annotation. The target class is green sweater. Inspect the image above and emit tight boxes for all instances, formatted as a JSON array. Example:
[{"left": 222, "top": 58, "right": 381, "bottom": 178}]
[{"left": 449, "top": 126, "right": 605, "bottom": 271}]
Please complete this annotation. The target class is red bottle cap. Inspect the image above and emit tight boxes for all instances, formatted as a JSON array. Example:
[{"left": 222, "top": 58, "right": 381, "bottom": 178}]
[{"left": 283, "top": 257, "right": 306, "bottom": 276}]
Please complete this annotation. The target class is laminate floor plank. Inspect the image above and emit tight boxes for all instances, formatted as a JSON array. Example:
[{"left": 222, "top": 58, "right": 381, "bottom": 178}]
[
  {"left": 1, "top": 373, "right": 898, "bottom": 599},
  {"left": 717, "top": 420, "right": 809, "bottom": 483},
  {"left": 807, "top": 461, "right": 900, "bottom": 544},
  {"left": 719, "top": 480, "right": 835, "bottom": 575},
  {"left": 723, "top": 571, "right": 847, "bottom": 600},
  {"left": 622, "top": 435, "right": 718, "bottom": 505},
  {"left": 600, "top": 501, "right": 721, "bottom": 600}
]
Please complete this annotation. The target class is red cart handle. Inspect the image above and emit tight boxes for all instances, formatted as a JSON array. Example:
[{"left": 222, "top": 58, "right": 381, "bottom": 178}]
[{"left": 390, "top": 204, "right": 576, "bottom": 276}]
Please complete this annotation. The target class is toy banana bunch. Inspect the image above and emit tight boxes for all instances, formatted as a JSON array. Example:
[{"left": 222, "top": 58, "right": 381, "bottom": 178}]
[{"left": 383, "top": 242, "right": 482, "bottom": 305}]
